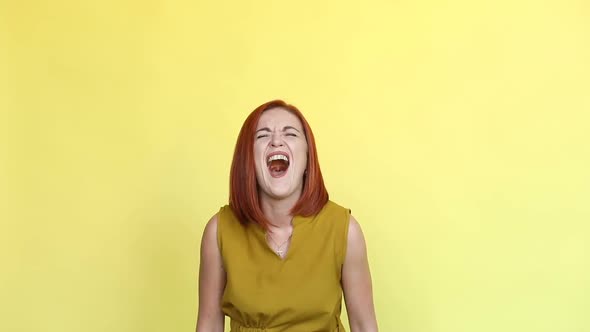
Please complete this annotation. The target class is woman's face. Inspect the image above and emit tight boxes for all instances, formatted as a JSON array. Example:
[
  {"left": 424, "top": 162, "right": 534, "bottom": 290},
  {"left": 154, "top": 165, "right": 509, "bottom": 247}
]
[{"left": 254, "top": 107, "right": 308, "bottom": 201}]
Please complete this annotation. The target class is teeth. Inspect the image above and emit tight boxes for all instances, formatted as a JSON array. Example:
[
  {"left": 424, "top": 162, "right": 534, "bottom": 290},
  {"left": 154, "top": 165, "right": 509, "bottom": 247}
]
[{"left": 267, "top": 154, "right": 289, "bottom": 164}]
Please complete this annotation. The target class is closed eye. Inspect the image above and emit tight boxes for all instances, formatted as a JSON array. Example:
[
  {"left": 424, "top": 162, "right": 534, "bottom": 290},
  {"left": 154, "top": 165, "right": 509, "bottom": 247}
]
[
  {"left": 256, "top": 134, "right": 269, "bottom": 139},
  {"left": 285, "top": 133, "right": 297, "bottom": 137}
]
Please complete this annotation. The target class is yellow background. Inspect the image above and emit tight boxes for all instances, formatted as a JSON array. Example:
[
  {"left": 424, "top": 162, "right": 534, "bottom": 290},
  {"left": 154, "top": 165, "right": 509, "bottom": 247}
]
[{"left": 2, "top": 0, "right": 589, "bottom": 331}]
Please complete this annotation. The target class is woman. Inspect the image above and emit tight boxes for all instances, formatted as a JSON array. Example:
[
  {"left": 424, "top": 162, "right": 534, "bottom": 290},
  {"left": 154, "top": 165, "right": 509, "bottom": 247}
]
[{"left": 196, "top": 100, "right": 378, "bottom": 332}]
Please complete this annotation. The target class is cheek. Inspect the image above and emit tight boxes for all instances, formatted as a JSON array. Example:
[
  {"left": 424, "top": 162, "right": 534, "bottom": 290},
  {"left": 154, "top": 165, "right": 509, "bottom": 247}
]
[
  {"left": 296, "top": 145, "right": 309, "bottom": 169},
  {"left": 253, "top": 145, "right": 265, "bottom": 167},
  {"left": 301, "top": 154, "right": 308, "bottom": 169}
]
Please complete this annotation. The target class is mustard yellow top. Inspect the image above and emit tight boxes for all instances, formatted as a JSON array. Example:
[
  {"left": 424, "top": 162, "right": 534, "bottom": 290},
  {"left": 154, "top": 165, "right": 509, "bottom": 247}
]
[{"left": 217, "top": 200, "right": 351, "bottom": 332}]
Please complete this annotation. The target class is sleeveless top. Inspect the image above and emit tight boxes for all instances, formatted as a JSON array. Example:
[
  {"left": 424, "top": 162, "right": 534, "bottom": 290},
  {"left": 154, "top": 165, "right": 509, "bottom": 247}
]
[{"left": 217, "top": 200, "right": 351, "bottom": 332}]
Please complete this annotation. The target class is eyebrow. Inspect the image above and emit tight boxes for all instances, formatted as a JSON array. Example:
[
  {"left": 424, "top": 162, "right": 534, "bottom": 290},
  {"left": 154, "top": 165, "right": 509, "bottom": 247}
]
[{"left": 255, "top": 126, "right": 301, "bottom": 133}]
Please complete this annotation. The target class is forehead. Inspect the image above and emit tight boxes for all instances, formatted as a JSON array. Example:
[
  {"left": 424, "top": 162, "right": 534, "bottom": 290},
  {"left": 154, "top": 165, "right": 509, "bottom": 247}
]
[{"left": 257, "top": 107, "right": 303, "bottom": 129}]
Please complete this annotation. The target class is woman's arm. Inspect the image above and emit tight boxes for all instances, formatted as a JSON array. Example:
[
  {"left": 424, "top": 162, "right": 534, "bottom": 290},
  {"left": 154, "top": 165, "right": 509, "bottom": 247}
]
[
  {"left": 195, "top": 215, "right": 226, "bottom": 332},
  {"left": 342, "top": 215, "right": 378, "bottom": 332}
]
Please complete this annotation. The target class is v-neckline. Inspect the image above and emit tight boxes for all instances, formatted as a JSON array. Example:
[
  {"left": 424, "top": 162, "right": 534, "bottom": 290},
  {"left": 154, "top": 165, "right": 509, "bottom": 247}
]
[
  {"left": 251, "top": 214, "right": 313, "bottom": 261},
  {"left": 271, "top": 215, "right": 297, "bottom": 261}
]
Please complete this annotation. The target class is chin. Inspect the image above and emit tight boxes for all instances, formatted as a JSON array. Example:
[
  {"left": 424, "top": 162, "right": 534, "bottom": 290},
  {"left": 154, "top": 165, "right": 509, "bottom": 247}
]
[
  {"left": 267, "top": 187, "right": 296, "bottom": 200},
  {"left": 258, "top": 172, "right": 304, "bottom": 200}
]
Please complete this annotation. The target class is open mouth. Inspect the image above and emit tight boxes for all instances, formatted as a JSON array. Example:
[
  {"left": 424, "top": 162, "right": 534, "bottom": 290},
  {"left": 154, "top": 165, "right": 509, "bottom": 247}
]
[{"left": 267, "top": 152, "right": 290, "bottom": 178}]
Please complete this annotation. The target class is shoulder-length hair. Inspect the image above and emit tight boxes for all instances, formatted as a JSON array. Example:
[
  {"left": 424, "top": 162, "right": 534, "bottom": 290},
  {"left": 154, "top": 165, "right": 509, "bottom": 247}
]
[{"left": 229, "top": 100, "right": 329, "bottom": 228}]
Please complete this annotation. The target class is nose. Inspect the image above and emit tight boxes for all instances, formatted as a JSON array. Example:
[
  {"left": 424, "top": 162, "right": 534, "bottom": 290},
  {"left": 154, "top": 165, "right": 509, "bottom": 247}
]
[{"left": 270, "top": 132, "right": 284, "bottom": 147}]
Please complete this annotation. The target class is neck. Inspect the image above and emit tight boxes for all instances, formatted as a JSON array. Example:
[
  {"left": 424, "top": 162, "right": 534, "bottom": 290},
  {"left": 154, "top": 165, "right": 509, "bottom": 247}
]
[{"left": 259, "top": 192, "right": 300, "bottom": 228}]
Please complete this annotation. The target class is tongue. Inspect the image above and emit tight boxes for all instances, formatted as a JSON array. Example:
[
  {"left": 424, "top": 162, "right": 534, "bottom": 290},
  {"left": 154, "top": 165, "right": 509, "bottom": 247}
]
[{"left": 269, "top": 159, "right": 288, "bottom": 173}]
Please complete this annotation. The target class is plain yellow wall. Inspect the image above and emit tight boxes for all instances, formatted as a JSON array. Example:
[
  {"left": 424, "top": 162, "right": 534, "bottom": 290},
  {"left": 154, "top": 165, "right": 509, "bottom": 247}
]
[{"left": 2, "top": 0, "right": 589, "bottom": 331}]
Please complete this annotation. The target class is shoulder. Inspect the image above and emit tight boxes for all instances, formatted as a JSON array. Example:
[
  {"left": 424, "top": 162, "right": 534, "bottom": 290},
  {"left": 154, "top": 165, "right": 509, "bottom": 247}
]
[
  {"left": 216, "top": 205, "right": 234, "bottom": 222},
  {"left": 311, "top": 200, "right": 351, "bottom": 237},
  {"left": 318, "top": 200, "right": 351, "bottom": 222},
  {"left": 344, "top": 214, "right": 368, "bottom": 264},
  {"left": 201, "top": 206, "right": 242, "bottom": 264},
  {"left": 319, "top": 201, "right": 355, "bottom": 266},
  {"left": 202, "top": 206, "right": 232, "bottom": 253},
  {"left": 203, "top": 205, "right": 232, "bottom": 241},
  {"left": 203, "top": 213, "right": 219, "bottom": 235},
  {"left": 213, "top": 205, "right": 240, "bottom": 234},
  {"left": 324, "top": 200, "right": 349, "bottom": 213},
  {"left": 212, "top": 205, "right": 251, "bottom": 255},
  {"left": 346, "top": 215, "right": 365, "bottom": 249},
  {"left": 201, "top": 213, "right": 220, "bottom": 250},
  {"left": 199, "top": 213, "right": 224, "bottom": 274}
]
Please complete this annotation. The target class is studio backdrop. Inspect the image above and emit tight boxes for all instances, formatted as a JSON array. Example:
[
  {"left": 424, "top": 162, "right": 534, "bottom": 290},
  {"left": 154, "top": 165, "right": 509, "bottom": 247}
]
[{"left": 1, "top": 0, "right": 589, "bottom": 331}]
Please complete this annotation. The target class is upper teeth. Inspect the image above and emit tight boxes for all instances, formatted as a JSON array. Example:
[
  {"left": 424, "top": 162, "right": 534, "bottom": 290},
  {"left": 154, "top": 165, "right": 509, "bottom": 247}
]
[{"left": 268, "top": 154, "right": 289, "bottom": 164}]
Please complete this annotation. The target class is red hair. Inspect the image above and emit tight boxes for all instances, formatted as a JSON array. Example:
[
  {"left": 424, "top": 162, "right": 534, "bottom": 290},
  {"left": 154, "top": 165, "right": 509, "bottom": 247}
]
[{"left": 229, "top": 100, "right": 329, "bottom": 228}]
